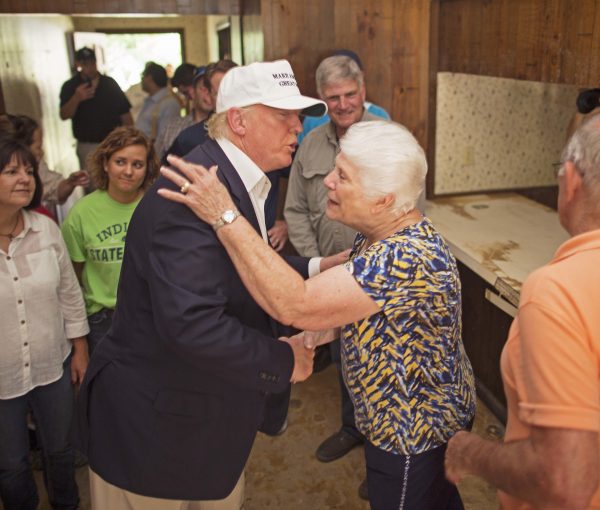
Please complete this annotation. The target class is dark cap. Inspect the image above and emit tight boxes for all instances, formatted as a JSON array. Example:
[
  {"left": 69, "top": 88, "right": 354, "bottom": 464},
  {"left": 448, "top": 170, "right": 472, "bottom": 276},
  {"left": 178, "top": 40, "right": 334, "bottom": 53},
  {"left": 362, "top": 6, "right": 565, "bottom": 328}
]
[
  {"left": 332, "top": 49, "right": 363, "bottom": 70},
  {"left": 75, "top": 47, "right": 96, "bottom": 62},
  {"left": 171, "top": 63, "right": 197, "bottom": 88},
  {"left": 192, "top": 66, "right": 208, "bottom": 86}
]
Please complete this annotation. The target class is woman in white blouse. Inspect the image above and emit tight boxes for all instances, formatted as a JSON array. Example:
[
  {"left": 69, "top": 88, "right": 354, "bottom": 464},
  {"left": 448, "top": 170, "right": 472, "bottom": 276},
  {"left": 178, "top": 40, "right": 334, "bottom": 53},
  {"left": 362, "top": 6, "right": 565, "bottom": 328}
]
[{"left": 0, "top": 139, "right": 89, "bottom": 510}]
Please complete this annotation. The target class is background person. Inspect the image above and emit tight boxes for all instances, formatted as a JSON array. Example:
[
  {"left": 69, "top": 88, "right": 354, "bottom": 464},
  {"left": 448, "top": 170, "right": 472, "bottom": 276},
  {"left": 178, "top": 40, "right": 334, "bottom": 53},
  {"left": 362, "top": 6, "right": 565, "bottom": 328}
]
[
  {"left": 165, "top": 59, "right": 238, "bottom": 161},
  {"left": 160, "top": 120, "right": 476, "bottom": 510},
  {"left": 0, "top": 114, "right": 89, "bottom": 213},
  {"left": 0, "top": 139, "right": 89, "bottom": 510},
  {"left": 445, "top": 117, "right": 600, "bottom": 509},
  {"left": 566, "top": 88, "right": 600, "bottom": 140},
  {"left": 61, "top": 126, "right": 158, "bottom": 355},
  {"left": 297, "top": 49, "right": 390, "bottom": 145},
  {"left": 135, "top": 61, "right": 181, "bottom": 150},
  {"left": 154, "top": 62, "right": 199, "bottom": 159},
  {"left": 59, "top": 47, "right": 133, "bottom": 178}
]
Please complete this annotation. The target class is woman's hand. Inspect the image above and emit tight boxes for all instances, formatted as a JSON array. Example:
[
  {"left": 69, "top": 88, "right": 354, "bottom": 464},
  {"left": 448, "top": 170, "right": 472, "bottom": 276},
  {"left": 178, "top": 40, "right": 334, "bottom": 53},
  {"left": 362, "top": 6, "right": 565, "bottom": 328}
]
[
  {"left": 70, "top": 337, "right": 89, "bottom": 386},
  {"left": 158, "top": 154, "right": 236, "bottom": 226},
  {"left": 320, "top": 249, "right": 351, "bottom": 271},
  {"left": 302, "top": 328, "right": 339, "bottom": 349}
]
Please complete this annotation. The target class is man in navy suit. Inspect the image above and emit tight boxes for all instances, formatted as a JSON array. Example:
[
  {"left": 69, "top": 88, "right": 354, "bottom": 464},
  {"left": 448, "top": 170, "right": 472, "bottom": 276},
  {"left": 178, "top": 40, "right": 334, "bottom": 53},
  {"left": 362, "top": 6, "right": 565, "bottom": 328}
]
[{"left": 77, "top": 60, "right": 333, "bottom": 509}]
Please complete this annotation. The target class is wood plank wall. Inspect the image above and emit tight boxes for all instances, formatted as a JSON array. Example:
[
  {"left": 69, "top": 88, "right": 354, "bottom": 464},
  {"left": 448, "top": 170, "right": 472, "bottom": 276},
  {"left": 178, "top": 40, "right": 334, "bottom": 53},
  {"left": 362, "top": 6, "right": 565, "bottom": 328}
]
[
  {"left": 0, "top": 0, "right": 239, "bottom": 15},
  {"left": 260, "top": 0, "right": 433, "bottom": 151},
  {"left": 438, "top": 0, "right": 600, "bottom": 86}
]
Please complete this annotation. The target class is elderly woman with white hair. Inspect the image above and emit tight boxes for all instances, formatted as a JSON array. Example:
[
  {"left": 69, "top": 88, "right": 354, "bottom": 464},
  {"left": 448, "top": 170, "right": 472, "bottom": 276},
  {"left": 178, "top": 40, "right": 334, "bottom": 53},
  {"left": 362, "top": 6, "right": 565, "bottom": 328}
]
[{"left": 160, "top": 120, "right": 476, "bottom": 510}]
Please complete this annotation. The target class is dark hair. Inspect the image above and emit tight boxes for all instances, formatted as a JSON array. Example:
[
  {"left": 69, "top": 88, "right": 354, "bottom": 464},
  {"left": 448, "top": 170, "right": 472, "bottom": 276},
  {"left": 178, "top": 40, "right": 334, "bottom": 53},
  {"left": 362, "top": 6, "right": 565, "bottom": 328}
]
[
  {"left": 75, "top": 47, "right": 96, "bottom": 63},
  {"left": 203, "top": 59, "right": 238, "bottom": 92},
  {"left": 88, "top": 126, "right": 159, "bottom": 191},
  {"left": 171, "top": 63, "right": 197, "bottom": 88},
  {"left": 576, "top": 89, "right": 600, "bottom": 114},
  {"left": 0, "top": 139, "right": 43, "bottom": 210},
  {"left": 3, "top": 114, "right": 39, "bottom": 146},
  {"left": 143, "top": 62, "right": 168, "bottom": 88}
]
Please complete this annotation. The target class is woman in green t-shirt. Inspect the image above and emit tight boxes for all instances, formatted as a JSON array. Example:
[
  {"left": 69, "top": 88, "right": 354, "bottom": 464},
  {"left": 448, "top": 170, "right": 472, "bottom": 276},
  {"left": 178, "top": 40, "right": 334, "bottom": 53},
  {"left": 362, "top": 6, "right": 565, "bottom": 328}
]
[{"left": 62, "top": 126, "right": 159, "bottom": 353}]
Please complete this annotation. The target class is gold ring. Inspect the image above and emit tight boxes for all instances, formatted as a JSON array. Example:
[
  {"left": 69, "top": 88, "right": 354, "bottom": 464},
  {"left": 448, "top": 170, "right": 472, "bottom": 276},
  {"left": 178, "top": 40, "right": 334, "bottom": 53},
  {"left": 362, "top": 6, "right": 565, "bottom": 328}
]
[{"left": 180, "top": 181, "right": 190, "bottom": 194}]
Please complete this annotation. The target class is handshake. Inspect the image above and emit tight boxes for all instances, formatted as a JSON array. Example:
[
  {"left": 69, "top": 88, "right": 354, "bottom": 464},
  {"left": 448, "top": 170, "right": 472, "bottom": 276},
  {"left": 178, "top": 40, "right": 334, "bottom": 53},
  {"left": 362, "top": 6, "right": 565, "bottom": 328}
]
[{"left": 280, "top": 329, "right": 338, "bottom": 384}]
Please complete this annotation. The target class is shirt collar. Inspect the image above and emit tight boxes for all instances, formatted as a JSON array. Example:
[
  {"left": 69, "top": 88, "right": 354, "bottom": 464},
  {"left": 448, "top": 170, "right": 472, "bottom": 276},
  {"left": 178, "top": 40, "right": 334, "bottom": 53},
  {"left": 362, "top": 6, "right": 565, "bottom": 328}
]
[
  {"left": 553, "top": 228, "right": 600, "bottom": 263},
  {"left": 149, "top": 87, "right": 169, "bottom": 102},
  {"left": 17, "top": 210, "right": 42, "bottom": 239},
  {"left": 216, "top": 138, "right": 271, "bottom": 198}
]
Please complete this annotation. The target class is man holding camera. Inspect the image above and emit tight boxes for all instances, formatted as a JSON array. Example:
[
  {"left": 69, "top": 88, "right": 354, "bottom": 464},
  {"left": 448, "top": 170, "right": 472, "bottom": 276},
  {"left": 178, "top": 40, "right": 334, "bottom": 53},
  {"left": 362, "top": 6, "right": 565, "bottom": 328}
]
[{"left": 59, "top": 47, "right": 133, "bottom": 175}]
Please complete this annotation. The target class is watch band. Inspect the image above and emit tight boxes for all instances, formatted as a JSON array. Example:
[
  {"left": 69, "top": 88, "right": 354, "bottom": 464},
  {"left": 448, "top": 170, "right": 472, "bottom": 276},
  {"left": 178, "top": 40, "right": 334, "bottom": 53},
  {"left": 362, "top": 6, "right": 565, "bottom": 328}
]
[{"left": 212, "top": 209, "right": 241, "bottom": 231}]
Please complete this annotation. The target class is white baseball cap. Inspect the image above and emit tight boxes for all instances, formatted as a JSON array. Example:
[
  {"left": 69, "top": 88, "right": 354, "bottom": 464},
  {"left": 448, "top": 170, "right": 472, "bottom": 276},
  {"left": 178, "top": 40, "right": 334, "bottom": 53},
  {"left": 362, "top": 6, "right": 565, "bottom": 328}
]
[{"left": 216, "top": 59, "right": 327, "bottom": 117}]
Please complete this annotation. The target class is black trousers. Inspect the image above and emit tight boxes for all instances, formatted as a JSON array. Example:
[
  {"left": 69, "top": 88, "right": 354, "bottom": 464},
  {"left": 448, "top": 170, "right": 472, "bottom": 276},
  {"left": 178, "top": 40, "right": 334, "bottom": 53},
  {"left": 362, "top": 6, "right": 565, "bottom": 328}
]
[{"left": 365, "top": 441, "right": 464, "bottom": 510}]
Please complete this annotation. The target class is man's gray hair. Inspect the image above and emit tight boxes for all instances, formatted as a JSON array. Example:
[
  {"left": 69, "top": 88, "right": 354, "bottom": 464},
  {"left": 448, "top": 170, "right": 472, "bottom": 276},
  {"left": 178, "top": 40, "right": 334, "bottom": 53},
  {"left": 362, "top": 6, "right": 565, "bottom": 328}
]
[
  {"left": 316, "top": 56, "right": 364, "bottom": 98},
  {"left": 562, "top": 115, "right": 600, "bottom": 202},
  {"left": 340, "top": 121, "right": 426, "bottom": 215}
]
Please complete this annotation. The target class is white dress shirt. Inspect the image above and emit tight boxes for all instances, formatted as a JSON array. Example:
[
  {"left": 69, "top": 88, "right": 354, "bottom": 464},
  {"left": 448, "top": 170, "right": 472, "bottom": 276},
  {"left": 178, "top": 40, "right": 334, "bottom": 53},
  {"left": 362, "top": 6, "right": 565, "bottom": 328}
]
[
  {"left": 217, "top": 138, "right": 272, "bottom": 242},
  {"left": 216, "top": 138, "right": 321, "bottom": 276},
  {"left": 0, "top": 210, "right": 89, "bottom": 399}
]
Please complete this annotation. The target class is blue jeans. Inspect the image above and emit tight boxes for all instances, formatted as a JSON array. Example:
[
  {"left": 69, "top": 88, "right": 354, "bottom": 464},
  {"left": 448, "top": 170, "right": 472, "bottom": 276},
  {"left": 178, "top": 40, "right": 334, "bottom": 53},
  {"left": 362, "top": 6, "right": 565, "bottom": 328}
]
[
  {"left": 87, "top": 308, "right": 114, "bottom": 355},
  {"left": 0, "top": 358, "right": 79, "bottom": 510}
]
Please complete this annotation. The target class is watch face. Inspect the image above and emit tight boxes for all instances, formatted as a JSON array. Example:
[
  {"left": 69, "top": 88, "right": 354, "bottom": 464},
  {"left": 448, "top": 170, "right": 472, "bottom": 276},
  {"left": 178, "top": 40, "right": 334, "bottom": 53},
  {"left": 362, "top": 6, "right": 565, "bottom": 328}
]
[{"left": 223, "top": 210, "right": 237, "bottom": 223}]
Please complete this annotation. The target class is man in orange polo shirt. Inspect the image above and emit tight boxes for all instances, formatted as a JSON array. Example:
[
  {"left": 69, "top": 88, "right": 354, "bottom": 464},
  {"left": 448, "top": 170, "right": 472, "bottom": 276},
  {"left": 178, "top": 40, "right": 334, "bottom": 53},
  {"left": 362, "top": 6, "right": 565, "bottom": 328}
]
[{"left": 445, "top": 117, "right": 600, "bottom": 509}]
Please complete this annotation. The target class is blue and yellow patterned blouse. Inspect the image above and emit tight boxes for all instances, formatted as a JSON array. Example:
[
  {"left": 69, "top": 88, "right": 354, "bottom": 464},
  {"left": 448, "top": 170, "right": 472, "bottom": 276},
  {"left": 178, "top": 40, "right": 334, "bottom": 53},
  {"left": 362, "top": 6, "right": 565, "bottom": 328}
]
[{"left": 342, "top": 218, "right": 476, "bottom": 455}]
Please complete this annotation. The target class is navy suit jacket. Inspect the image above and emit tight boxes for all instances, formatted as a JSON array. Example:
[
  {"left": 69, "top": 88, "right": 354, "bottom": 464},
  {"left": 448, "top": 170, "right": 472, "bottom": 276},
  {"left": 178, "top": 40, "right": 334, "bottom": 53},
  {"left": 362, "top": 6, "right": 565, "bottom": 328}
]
[{"left": 77, "top": 138, "right": 308, "bottom": 500}]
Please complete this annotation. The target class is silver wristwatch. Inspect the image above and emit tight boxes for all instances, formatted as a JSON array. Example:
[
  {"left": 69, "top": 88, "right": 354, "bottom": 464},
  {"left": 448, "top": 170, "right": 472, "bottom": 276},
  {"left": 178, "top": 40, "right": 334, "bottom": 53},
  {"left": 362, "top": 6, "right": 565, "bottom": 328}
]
[{"left": 212, "top": 209, "right": 241, "bottom": 231}]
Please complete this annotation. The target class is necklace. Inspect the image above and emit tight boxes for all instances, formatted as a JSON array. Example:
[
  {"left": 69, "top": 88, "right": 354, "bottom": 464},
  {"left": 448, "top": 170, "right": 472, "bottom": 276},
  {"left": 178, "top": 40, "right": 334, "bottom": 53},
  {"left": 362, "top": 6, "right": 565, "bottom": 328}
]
[{"left": 0, "top": 214, "right": 20, "bottom": 240}]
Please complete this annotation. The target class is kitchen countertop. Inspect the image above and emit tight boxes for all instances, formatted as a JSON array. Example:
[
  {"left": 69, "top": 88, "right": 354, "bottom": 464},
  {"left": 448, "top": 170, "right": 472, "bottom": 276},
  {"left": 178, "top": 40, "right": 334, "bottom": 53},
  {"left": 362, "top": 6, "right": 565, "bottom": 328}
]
[{"left": 426, "top": 193, "right": 569, "bottom": 308}]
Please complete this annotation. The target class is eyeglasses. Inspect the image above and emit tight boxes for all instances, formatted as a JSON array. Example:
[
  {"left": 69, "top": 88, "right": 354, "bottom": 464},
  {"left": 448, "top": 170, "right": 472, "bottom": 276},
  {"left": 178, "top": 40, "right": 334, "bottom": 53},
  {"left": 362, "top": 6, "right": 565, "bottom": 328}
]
[
  {"left": 552, "top": 160, "right": 586, "bottom": 179},
  {"left": 552, "top": 161, "right": 564, "bottom": 178}
]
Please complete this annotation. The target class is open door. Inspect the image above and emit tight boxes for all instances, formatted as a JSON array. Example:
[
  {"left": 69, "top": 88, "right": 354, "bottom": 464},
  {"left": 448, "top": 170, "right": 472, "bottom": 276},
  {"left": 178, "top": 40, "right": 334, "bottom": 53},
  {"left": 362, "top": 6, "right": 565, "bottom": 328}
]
[{"left": 71, "top": 31, "right": 108, "bottom": 73}]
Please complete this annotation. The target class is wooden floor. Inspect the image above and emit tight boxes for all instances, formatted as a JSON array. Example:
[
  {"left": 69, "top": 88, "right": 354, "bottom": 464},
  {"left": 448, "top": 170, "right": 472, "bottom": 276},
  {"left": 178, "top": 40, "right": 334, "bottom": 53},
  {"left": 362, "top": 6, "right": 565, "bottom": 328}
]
[{"left": 22, "top": 365, "right": 501, "bottom": 510}]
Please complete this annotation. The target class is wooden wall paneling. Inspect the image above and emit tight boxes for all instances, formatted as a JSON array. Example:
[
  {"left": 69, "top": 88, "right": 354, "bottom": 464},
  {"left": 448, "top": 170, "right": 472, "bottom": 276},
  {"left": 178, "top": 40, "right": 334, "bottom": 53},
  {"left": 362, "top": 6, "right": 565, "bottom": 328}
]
[
  {"left": 589, "top": 3, "right": 600, "bottom": 86},
  {"left": 512, "top": 1, "right": 542, "bottom": 81},
  {"left": 560, "top": 0, "right": 596, "bottom": 86},
  {"left": 462, "top": 1, "right": 484, "bottom": 75},
  {"left": 350, "top": 0, "right": 394, "bottom": 117},
  {"left": 479, "top": 1, "right": 502, "bottom": 77},
  {"left": 426, "top": 0, "right": 439, "bottom": 198},
  {"left": 301, "top": 0, "right": 334, "bottom": 97},
  {"left": 285, "top": 0, "right": 312, "bottom": 93},
  {"left": 0, "top": 0, "right": 240, "bottom": 14},
  {"left": 262, "top": 0, "right": 336, "bottom": 97},
  {"left": 391, "top": 0, "right": 430, "bottom": 150},
  {"left": 261, "top": 0, "right": 285, "bottom": 62},
  {"left": 539, "top": 0, "right": 566, "bottom": 83}
]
